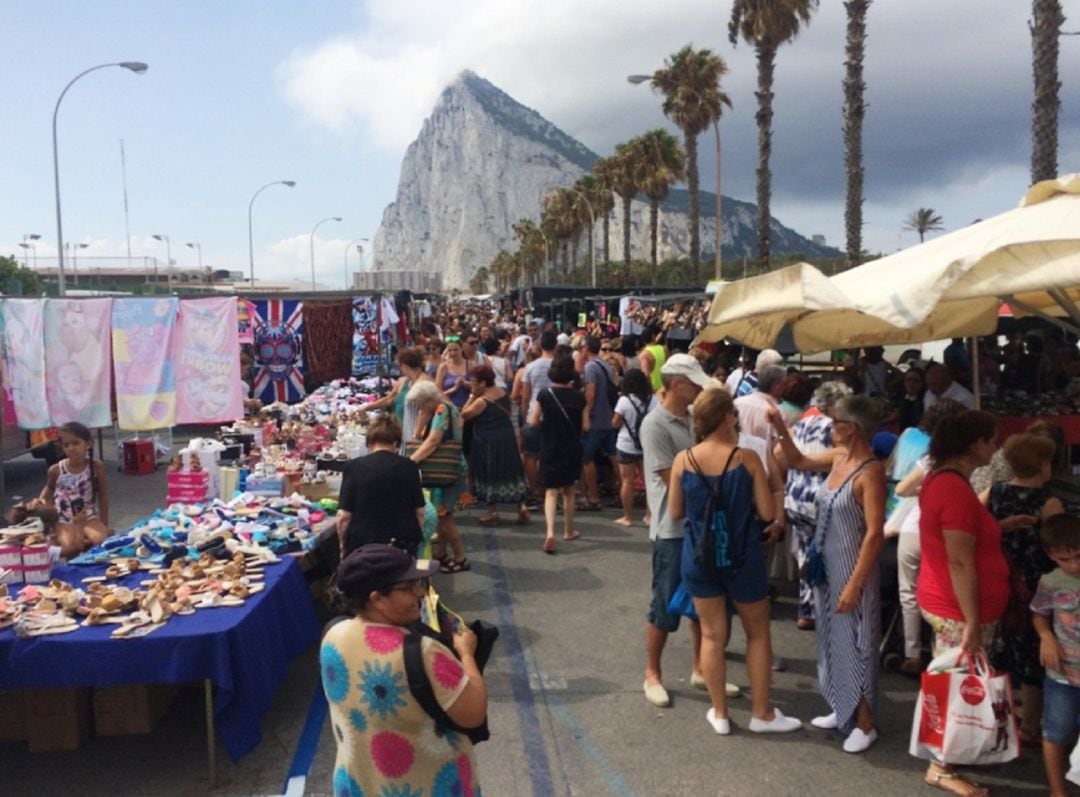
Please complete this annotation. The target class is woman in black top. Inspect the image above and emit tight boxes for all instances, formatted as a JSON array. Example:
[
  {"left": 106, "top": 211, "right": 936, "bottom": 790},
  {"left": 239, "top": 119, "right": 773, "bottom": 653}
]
[
  {"left": 528, "top": 350, "right": 586, "bottom": 554},
  {"left": 336, "top": 415, "right": 425, "bottom": 558}
]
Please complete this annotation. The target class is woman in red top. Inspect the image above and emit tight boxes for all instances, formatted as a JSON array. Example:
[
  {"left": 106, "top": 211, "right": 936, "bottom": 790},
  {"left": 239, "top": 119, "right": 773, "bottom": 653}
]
[{"left": 917, "top": 410, "right": 1011, "bottom": 797}]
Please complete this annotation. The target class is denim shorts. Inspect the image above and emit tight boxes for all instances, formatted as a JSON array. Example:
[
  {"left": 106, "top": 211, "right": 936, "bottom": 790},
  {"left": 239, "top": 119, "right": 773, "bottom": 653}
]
[
  {"left": 1043, "top": 676, "right": 1080, "bottom": 746},
  {"left": 523, "top": 425, "right": 542, "bottom": 455},
  {"left": 582, "top": 428, "right": 617, "bottom": 461},
  {"left": 616, "top": 449, "right": 642, "bottom": 465},
  {"left": 648, "top": 538, "right": 684, "bottom": 633}
]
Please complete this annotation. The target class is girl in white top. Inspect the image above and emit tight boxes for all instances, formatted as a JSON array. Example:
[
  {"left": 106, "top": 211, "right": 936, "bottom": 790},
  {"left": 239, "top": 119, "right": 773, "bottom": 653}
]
[{"left": 612, "top": 368, "right": 657, "bottom": 527}]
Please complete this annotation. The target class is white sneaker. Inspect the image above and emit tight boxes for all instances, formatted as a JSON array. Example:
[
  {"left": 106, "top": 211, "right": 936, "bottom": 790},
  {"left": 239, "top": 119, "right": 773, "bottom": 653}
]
[
  {"left": 643, "top": 680, "right": 671, "bottom": 707},
  {"left": 843, "top": 727, "right": 878, "bottom": 753},
  {"left": 811, "top": 712, "right": 838, "bottom": 730},
  {"left": 748, "top": 708, "right": 803, "bottom": 734},
  {"left": 706, "top": 708, "right": 731, "bottom": 735}
]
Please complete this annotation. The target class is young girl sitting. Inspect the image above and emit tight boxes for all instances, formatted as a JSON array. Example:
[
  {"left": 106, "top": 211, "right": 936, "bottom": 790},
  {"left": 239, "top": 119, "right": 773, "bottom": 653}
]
[{"left": 29, "top": 421, "right": 111, "bottom": 558}]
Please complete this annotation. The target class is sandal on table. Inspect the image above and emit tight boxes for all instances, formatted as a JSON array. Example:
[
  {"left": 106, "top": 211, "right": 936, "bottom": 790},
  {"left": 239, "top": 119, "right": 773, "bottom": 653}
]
[
  {"left": 925, "top": 770, "right": 987, "bottom": 797},
  {"left": 441, "top": 557, "right": 470, "bottom": 573}
]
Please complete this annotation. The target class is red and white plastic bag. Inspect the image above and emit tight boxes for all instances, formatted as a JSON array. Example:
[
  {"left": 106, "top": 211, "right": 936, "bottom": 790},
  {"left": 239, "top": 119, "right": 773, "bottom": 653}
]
[{"left": 909, "top": 647, "right": 1018, "bottom": 765}]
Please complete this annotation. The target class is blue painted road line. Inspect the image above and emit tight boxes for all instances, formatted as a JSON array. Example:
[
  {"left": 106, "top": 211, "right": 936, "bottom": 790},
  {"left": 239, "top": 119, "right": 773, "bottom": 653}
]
[
  {"left": 281, "top": 682, "right": 328, "bottom": 795},
  {"left": 481, "top": 525, "right": 557, "bottom": 796}
]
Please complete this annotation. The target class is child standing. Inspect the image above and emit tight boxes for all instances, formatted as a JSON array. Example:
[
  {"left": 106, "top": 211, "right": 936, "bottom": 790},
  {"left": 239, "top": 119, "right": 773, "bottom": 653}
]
[
  {"left": 30, "top": 421, "right": 110, "bottom": 558},
  {"left": 1031, "top": 513, "right": 1080, "bottom": 797}
]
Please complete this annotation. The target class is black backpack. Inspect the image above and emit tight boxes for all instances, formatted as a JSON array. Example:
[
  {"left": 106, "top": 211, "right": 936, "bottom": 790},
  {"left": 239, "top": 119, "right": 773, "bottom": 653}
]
[
  {"left": 403, "top": 620, "right": 499, "bottom": 745},
  {"left": 686, "top": 446, "right": 747, "bottom": 578},
  {"left": 593, "top": 359, "right": 618, "bottom": 412}
]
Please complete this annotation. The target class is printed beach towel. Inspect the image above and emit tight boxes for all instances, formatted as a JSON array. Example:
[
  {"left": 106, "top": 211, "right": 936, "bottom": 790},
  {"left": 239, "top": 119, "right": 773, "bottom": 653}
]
[
  {"left": 112, "top": 298, "right": 179, "bottom": 429},
  {"left": 252, "top": 299, "right": 305, "bottom": 403},
  {"left": 0, "top": 299, "right": 50, "bottom": 429},
  {"left": 44, "top": 298, "right": 113, "bottom": 427},
  {"left": 175, "top": 297, "right": 244, "bottom": 423},
  {"left": 352, "top": 296, "right": 386, "bottom": 376}
]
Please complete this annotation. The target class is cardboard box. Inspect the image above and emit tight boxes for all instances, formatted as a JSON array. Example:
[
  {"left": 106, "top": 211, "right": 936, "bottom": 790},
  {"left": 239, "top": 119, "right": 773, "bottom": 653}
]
[
  {"left": 167, "top": 471, "right": 209, "bottom": 488},
  {"left": 0, "top": 689, "right": 27, "bottom": 743},
  {"left": 166, "top": 487, "right": 210, "bottom": 504},
  {"left": 26, "top": 687, "right": 93, "bottom": 752},
  {"left": 299, "top": 482, "right": 339, "bottom": 502},
  {"left": 93, "top": 684, "right": 178, "bottom": 736}
]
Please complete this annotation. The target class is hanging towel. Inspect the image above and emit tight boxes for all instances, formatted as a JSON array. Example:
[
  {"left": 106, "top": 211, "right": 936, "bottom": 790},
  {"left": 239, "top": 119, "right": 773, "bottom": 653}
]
[
  {"left": 112, "top": 298, "right": 179, "bottom": 430},
  {"left": 44, "top": 298, "right": 113, "bottom": 427},
  {"left": 237, "top": 298, "right": 255, "bottom": 344},
  {"left": 175, "top": 297, "right": 244, "bottom": 423},
  {"left": 252, "top": 299, "right": 306, "bottom": 403},
  {"left": 0, "top": 299, "right": 50, "bottom": 429},
  {"left": 351, "top": 296, "right": 383, "bottom": 376}
]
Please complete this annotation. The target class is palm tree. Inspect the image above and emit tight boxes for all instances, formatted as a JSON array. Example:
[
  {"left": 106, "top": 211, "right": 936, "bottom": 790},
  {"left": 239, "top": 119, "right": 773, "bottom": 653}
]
[
  {"left": 633, "top": 129, "right": 686, "bottom": 280},
  {"left": 610, "top": 141, "right": 641, "bottom": 270},
  {"left": 512, "top": 218, "right": 545, "bottom": 287},
  {"left": 647, "top": 45, "right": 732, "bottom": 284},
  {"left": 902, "top": 208, "right": 944, "bottom": 243},
  {"left": 843, "top": 0, "right": 871, "bottom": 270},
  {"left": 469, "top": 265, "right": 490, "bottom": 295},
  {"left": 590, "top": 159, "right": 618, "bottom": 265},
  {"left": 730, "top": 0, "right": 820, "bottom": 271},
  {"left": 1031, "top": 0, "right": 1065, "bottom": 183}
]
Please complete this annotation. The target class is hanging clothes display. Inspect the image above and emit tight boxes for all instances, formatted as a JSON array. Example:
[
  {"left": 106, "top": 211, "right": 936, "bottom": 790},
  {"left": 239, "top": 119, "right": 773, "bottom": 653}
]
[
  {"left": 44, "top": 298, "right": 113, "bottom": 428},
  {"left": 112, "top": 298, "right": 179, "bottom": 430},
  {"left": 0, "top": 299, "right": 50, "bottom": 429},
  {"left": 237, "top": 298, "right": 255, "bottom": 344},
  {"left": 174, "top": 297, "right": 244, "bottom": 424},
  {"left": 351, "top": 296, "right": 384, "bottom": 376},
  {"left": 252, "top": 299, "right": 306, "bottom": 403}
]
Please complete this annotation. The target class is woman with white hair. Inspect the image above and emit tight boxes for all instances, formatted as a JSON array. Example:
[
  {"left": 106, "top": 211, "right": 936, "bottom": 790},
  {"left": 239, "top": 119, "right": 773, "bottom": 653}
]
[
  {"left": 406, "top": 379, "right": 469, "bottom": 572},
  {"left": 771, "top": 396, "right": 886, "bottom": 754},
  {"left": 775, "top": 380, "right": 852, "bottom": 629}
]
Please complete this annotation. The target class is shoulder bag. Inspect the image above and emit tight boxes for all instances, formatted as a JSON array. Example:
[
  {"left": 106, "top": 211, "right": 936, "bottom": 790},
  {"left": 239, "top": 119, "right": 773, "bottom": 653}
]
[{"left": 404, "top": 403, "right": 462, "bottom": 488}]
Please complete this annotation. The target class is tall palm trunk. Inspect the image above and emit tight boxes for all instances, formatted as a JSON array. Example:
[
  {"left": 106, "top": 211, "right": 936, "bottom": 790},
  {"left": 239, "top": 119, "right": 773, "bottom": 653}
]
[
  {"left": 570, "top": 234, "right": 579, "bottom": 273},
  {"left": 684, "top": 132, "right": 700, "bottom": 283},
  {"left": 602, "top": 214, "right": 610, "bottom": 266},
  {"left": 649, "top": 199, "right": 660, "bottom": 282},
  {"left": 1031, "top": 0, "right": 1064, "bottom": 183},
  {"left": 586, "top": 222, "right": 594, "bottom": 282},
  {"left": 843, "top": 0, "right": 870, "bottom": 270},
  {"left": 754, "top": 43, "right": 777, "bottom": 270},
  {"left": 622, "top": 195, "right": 632, "bottom": 267}
]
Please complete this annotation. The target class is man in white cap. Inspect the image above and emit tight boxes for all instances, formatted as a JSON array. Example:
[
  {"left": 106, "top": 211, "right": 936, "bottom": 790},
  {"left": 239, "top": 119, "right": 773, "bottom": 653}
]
[{"left": 639, "top": 353, "right": 739, "bottom": 706}]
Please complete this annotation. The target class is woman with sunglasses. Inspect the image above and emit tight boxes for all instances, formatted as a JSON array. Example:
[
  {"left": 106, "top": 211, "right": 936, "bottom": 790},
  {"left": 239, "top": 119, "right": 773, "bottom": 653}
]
[
  {"left": 770, "top": 396, "right": 886, "bottom": 754},
  {"left": 436, "top": 336, "right": 472, "bottom": 409}
]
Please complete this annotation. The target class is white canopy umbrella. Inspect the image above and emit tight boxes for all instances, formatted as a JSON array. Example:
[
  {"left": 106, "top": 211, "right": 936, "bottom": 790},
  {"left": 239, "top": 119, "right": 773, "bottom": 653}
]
[
  {"left": 794, "top": 174, "right": 1080, "bottom": 350},
  {"left": 696, "top": 262, "right": 853, "bottom": 349}
]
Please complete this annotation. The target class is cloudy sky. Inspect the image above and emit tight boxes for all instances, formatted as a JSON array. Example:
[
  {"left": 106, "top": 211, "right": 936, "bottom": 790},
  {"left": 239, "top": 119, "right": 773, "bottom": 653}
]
[{"left": 3, "top": 0, "right": 1078, "bottom": 288}]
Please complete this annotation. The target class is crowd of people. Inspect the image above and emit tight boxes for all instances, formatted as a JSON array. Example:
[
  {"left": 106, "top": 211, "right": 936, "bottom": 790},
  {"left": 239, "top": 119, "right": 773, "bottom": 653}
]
[{"left": 319, "top": 305, "right": 1080, "bottom": 797}]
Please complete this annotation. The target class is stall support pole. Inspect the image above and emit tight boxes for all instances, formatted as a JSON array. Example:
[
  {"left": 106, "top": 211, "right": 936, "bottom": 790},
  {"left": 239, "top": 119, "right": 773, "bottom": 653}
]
[
  {"left": 205, "top": 678, "right": 217, "bottom": 787},
  {"left": 972, "top": 336, "right": 981, "bottom": 410}
]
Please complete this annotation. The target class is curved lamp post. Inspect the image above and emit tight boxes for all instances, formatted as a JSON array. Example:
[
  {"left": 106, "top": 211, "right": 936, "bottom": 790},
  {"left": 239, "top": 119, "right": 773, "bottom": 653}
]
[
  {"left": 567, "top": 188, "right": 596, "bottom": 288},
  {"left": 247, "top": 180, "right": 296, "bottom": 289},
  {"left": 309, "top": 216, "right": 342, "bottom": 290},
  {"left": 53, "top": 61, "right": 147, "bottom": 296},
  {"left": 343, "top": 237, "right": 368, "bottom": 290},
  {"left": 152, "top": 233, "right": 171, "bottom": 288}
]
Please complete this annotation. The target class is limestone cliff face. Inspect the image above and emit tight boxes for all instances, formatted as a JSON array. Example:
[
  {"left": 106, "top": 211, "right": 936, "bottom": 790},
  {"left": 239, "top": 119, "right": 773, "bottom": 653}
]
[{"left": 374, "top": 71, "right": 838, "bottom": 290}]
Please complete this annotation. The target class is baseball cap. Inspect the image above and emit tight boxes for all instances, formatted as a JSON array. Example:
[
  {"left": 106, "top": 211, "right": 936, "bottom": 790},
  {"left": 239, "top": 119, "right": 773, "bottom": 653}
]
[
  {"left": 334, "top": 543, "right": 438, "bottom": 597},
  {"left": 661, "top": 353, "right": 711, "bottom": 388}
]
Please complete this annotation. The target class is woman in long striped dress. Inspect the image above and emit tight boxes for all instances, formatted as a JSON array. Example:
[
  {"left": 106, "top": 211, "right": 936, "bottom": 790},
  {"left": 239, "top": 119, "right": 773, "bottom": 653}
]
[{"left": 771, "top": 395, "right": 886, "bottom": 753}]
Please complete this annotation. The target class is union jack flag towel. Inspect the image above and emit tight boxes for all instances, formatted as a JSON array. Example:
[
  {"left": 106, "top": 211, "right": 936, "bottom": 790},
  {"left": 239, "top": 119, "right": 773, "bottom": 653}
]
[{"left": 252, "top": 299, "right": 306, "bottom": 403}]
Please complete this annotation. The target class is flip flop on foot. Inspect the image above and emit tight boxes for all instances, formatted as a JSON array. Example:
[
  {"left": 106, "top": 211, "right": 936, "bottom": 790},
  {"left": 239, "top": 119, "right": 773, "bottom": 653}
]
[
  {"left": 542, "top": 538, "right": 556, "bottom": 554},
  {"left": 563, "top": 530, "right": 581, "bottom": 541},
  {"left": 613, "top": 517, "right": 633, "bottom": 527},
  {"left": 925, "top": 769, "right": 987, "bottom": 797}
]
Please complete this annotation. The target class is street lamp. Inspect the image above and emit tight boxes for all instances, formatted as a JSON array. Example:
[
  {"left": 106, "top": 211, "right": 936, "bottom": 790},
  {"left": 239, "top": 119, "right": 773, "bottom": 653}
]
[
  {"left": 19, "top": 234, "right": 41, "bottom": 268},
  {"left": 309, "top": 216, "right": 342, "bottom": 290},
  {"left": 629, "top": 72, "right": 723, "bottom": 282},
  {"left": 567, "top": 188, "right": 596, "bottom": 288},
  {"left": 53, "top": 61, "right": 148, "bottom": 296},
  {"left": 344, "top": 237, "right": 368, "bottom": 289},
  {"left": 152, "top": 234, "right": 171, "bottom": 288},
  {"left": 185, "top": 242, "right": 202, "bottom": 270},
  {"left": 248, "top": 180, "right": 296, "bottom": 289},
  {"left": 69, "top": 242, "right": 89, "bottom": 286}
]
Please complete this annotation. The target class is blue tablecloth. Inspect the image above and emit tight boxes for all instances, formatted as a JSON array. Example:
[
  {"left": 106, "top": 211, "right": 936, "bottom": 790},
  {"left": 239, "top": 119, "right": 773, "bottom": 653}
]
[{"left": 0, "top": 557, "right": 319, "bottom": 760}]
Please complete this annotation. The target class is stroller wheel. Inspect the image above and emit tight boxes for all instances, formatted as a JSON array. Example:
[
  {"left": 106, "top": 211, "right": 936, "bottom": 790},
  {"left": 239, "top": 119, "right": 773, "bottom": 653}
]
[{"left": 882, "top": 652, "right": 902, "bottom": 671}]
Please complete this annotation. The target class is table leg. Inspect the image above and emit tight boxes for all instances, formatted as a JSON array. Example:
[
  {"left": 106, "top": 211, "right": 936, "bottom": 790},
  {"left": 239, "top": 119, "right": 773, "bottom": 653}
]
[{"left": 205, "top": 678, "right": 216, "bottom": 788}]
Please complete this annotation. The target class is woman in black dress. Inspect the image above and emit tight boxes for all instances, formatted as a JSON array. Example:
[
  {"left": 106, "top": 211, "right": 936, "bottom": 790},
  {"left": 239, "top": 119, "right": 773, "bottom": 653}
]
[
  {"left": 528, "top": 350, "right": 586, "bottom": 554},
  {"left": 461, "top": 364, "right": 529, "bottom": 526}
]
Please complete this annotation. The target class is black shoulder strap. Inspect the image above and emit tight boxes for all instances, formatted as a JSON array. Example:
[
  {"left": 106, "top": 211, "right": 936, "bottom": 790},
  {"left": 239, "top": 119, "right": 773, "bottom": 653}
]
[
  {"left": 687, "top": 446, "right": 740, "bottom": 494},
  {"left": 403, "top": 627, "right": 490, "bottom": 742}
]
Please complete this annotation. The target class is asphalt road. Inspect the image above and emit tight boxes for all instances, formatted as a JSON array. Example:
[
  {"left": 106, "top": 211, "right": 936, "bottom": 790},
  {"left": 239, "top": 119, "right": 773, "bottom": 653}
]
[{"left": 0, "top": 446, "right": 1053, "bottom": 796}]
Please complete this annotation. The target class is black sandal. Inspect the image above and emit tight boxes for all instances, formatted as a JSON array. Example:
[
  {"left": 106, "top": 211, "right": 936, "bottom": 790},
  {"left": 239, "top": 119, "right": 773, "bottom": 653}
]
[{"left": 440, "top": 557, "right": 470, "bottom": 573}]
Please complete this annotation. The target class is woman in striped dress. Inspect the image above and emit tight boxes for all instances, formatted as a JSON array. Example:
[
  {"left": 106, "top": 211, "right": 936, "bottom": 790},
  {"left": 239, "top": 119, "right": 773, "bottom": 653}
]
[{"left": 771, "top": 395, "right": 886, "bottom": 753}]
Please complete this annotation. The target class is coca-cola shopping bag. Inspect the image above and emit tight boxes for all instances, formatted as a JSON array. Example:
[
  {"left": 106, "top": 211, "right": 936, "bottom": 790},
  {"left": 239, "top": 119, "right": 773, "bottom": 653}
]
[{"left": 909, "top": 647, "right": 1018, "bottom": 766}]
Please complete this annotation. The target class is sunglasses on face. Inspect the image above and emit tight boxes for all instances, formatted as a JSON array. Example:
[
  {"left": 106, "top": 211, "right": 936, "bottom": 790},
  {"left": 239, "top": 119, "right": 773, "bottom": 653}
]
[{"left": 387, "top": 579, "right": 424, "bottom": 594}]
